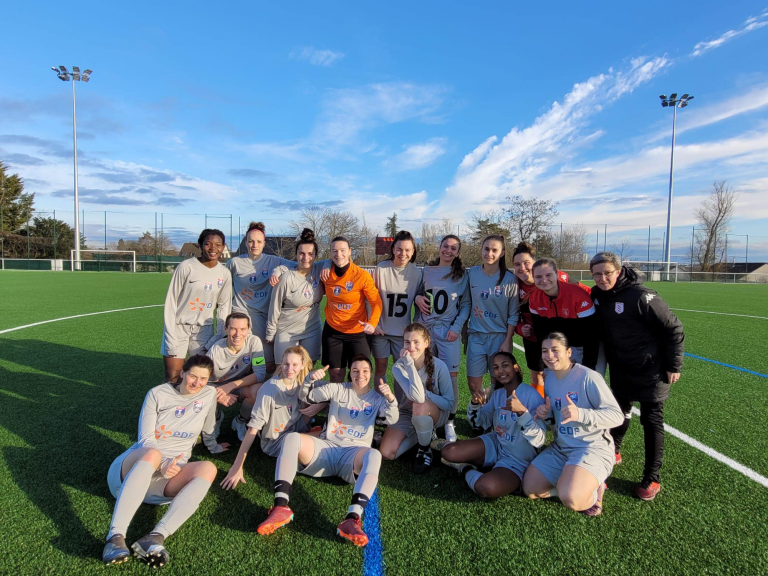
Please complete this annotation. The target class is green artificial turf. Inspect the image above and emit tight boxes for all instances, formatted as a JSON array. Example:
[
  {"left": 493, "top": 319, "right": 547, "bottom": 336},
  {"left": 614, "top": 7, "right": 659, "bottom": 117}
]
[{"left": 1, "top": 271, "right": 767, "bottom": 575}]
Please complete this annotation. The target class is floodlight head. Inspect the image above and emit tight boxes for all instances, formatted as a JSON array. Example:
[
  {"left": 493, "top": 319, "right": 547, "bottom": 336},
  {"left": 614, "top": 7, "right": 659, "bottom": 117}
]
[
  {"left": 72, "top": 66, "right": 81, "bottom": 81},
  {"left": 670, "top": 92, "right": 677, "bottom": 100},
  {"left": 681, "top": 93, "right": 689, "bottom": 99},
  {"left": 659, "top": 94, "right": 667, "bottom": 100},
  {"left": 51, "top": 66, "right": 59, "bottom": 72},
  {"left": 82, "top": 69, "right": 92, "bottom": 82},
  {"left": 661, "top": 101, "right": 669, "bottom": 107},
  {"left": 59, "top": 65, "right": 68, "bottom": 73},
  {"left": 687, "top": 95, "right": 694, "bottom": 101}
]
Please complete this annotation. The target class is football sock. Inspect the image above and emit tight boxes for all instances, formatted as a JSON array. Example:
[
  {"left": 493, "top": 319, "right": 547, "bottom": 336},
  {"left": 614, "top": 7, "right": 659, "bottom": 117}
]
[
  {"left": 412, "top": 415, "right": 434, "bottom": 447},
  {"left": 153, "top": 477, "right": 212, "bottom": 538},
  {"left": 107, "top": 460, "right": 155, "bottom": 541},
  {"left": 348, "top": 449, "right": 381, "bottom": 518},
  {"left": 239, "top": 400, "right": 254, "bottom": 421},
  {"left": 450, "top": 375, "right": 459, "bottom": 413},
  {"left": 395, "top": 434, "right": 418, "bottom": 458},
  {"left": 273, "top": 481, "right": 293, "bottom": 508},
  {"left": 274, "top": 433, "right": 301, "bottom": 506},
  {"left": 546, "top": 487, "right": 558, "bottom": 499},
  {"left": 465, "top": 470, "right": 483, "bottom": 493}
]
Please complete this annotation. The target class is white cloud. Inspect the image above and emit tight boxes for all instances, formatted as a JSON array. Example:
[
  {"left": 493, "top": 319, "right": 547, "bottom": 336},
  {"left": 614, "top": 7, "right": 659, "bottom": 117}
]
[
  {"left": 691, "top": 11, "right": 768, "bottom": 57},
  {"left": 290, "top": 46, "right": 345, "bottom": 66},
  {"left": 387, "top": 138, "right": 447, "bottom": 171}
]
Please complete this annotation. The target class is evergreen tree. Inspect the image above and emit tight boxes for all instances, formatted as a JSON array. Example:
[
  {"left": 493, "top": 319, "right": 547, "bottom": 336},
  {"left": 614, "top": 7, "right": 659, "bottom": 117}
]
[{"left": 0, "top": 161, "right": 35, "bottom": 233}]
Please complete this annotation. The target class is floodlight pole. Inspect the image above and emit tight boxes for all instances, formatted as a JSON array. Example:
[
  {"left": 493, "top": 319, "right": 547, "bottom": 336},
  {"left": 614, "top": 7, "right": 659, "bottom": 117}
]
[
  {"left": 72, "top": 77, "right": 80, "bottom": 268},
  {"left": 663, "top": 103, "right": 677, "bottom": 277}
]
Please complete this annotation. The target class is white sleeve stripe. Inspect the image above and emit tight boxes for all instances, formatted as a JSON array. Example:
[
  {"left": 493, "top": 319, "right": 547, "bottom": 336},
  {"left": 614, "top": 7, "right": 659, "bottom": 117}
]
[
  {"left": 530, "top": 308, "right": 539, "bottom": 315},
  {"left": 577, "top": 307, "right": 595, "bottom": 318}
]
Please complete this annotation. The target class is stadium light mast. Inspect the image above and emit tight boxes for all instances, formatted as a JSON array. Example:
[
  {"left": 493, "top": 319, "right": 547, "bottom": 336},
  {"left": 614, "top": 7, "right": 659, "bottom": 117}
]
[
  {"left": 51, "top": 65, "right": 93, "bottom": 269},
  {"left": 659, "top": 92, "right": 694, "bottom": 278}
]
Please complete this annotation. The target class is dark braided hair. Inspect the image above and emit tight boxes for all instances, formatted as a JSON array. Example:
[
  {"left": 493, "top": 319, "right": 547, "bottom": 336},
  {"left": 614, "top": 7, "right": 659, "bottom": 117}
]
[
  {"left": 198, "top": 228, "right": 226, "bottom": 247},
  {"left": 428, "top": 234, "right": 465, "bottom": 282},
  {"left": 404, "top": 322, "right": 434, "bottom": 391},
  {"left": 388, "top": 230, "right": 417, "bottom": 264},
  {"left": 482, "top": 234, "right": 509, "bottom": 286}
]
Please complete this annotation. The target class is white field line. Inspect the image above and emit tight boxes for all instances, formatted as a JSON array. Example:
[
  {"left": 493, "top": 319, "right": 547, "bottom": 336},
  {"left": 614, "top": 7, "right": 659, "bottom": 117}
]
[
  {"left": 511, "top": 343, "right": 768, "bottom": 488},
  {"left": 0, "top": 305, "right": 163, "bottom": 335},
  {"left": 670, "top": 308, "right": 768, "bottom": 320}
]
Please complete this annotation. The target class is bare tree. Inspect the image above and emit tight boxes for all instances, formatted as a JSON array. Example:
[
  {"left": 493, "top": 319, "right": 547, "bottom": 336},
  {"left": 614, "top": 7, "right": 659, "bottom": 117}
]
[
  {"left": 419, "top": 222, "right": 440, "bottom": 264},
  {"left": 357, "top": 212, "right": 378, "bottom": 266},
  {"left": 289, "top": 206, "right": 361, "bottom": 259},
  {"left": 554, "top": 223, "right": 588, "bottom": 269},
  {"left": 610, "top": 238, "right": 635, "bottom": 262},
  {"left": 505, "top": 195, "right": 559, "bottom": 244},
  {"left": 691, "top": 181, "right": 737, "bottom": 271}
]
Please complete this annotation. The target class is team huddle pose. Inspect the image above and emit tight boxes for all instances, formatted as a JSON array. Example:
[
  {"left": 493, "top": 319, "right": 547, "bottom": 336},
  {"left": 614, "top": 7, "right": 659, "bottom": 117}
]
[{"left": 103, "top": 222, "right": 684, "bottom": 567}]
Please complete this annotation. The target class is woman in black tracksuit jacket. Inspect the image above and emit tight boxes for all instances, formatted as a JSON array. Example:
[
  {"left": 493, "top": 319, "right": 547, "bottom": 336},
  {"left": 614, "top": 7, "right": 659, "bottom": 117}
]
[{"left": 589, "top": 252, "right": 684, "bottom": 501}]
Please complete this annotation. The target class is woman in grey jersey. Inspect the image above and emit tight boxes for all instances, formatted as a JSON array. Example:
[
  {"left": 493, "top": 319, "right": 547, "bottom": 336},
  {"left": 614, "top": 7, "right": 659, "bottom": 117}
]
[
  {"left": 466, "top": 235, "right": 519, "bottom": 405},
  {"left": 256, "top": 355, "right": 398, "bottom": 546},
  {"left": 220, "top": 346, "right": 315, "bottom": 490},
  {"left": 265, "top": 228, "right": 326, "bottom": 364},
  {"left": 379, "top": 323, "right": 454, "bottom": 474},
  {"left": 102, "top": 355, "right": 229, "bottom": 567},
  {"left": 372, "top": 230, "right": 423, "bottom": 383},
  {"left": 414, "top": 234, "right": 469, "bottom": 443},
  {"left": 227, "top": 221, "right": 295, "bottom": 374},
  {"left": 162, "top": 229, "right": 232, "bottom": 383},
  {"left": 441, "top": 351, "right": 544, "bottom": 498},
  {"left": 522, "top": 333, "right": 623, "bottom": 516}
]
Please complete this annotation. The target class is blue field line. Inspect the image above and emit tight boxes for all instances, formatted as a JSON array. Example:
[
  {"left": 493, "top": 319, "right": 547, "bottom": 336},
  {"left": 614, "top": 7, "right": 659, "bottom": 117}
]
[
  {"left": 362, "top": 488, "right": 385, "bottom": 576},
  {"left": 685, "top": 353, "right": 768, "bottom": 379}
]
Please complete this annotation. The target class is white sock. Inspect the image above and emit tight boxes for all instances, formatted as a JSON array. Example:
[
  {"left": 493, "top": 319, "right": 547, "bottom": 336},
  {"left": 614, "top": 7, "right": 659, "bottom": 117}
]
[
  {"left": 107, "top": 460, "right": 155, "bottom": 540},
  {"left": 465, "top": 470, "right": 482, "bottom": 493},
  {"left": 153, "top": 477, "right": 212, "bottom": 538},
  {"left": 412, "top": 414, "right": 434, "bottom": 447}
]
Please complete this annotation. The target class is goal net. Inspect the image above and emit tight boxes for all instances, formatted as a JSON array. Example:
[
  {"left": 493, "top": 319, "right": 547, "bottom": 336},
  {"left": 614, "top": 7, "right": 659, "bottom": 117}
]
[
  {"left": 624, "top": 260, "right": 678, "bottom": 282},
  {"left": 70, "top": 250, "right": 137, "bottom": 272}
]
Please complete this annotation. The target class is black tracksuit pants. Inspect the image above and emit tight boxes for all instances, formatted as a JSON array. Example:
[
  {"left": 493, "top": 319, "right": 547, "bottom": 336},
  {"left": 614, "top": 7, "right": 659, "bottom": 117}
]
[{"left": 611, "top": 395, "right": 665, "bottom": 484}]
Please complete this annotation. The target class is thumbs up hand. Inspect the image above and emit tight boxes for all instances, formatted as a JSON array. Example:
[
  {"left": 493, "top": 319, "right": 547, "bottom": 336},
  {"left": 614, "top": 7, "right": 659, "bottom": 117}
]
[
  {"left": 162, "top": 454, "right": 184, "bottom": 479},
  {"left": 560, "top": 395, "right": 580, "bottom": 425},
  {"left": 308, "top": 365, "right": 330, "bottom": 381},
  {"left": 506, "top": 389, "right": 527, "bottom": 416},
  {"left": 535, "top": 396, "right": 551, "bottom": 420}
]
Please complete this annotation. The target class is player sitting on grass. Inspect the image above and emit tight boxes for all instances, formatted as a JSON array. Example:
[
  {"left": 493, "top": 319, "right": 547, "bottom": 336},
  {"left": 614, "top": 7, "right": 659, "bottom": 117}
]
[
  {"left": 256, "top": 355, "right": 398, "bottom": 546},
  {"left": 206, "top": 312, "right": 267, "bottom": 441},
  {"left": 102, "top": 355, "right": 229, "bottom": 568},
  {"left": 440, "top": 351, "right": 544, "bottom": 498},
  {"left": 220, "top": 346, "right": 318, "bottom": 490},
  {"left": 379, "top": 322, "right": 454, "bottom": 474},
  {"left": 522, "top": 333, "right": 623, "bottom": 516}
]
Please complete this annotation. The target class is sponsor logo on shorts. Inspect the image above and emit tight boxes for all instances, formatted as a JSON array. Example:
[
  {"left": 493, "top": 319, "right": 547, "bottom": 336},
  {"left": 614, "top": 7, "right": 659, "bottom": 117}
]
[
  {"left": 554, "top": 397, "right": 562, "bottom": 411},
  {"left": 494, "top": 286, "right": 502, "bottom": 297},
  {"left": 249, "top": 274, "right": 258, "bottom": 285},
  {"left": 217, "top": 278, "right": 225, "bottom": 288},
  {"left": 363, "top": 403, "right": 373, "bottom": 416},
  {"left": 193, "top": 400, "right": 204, "bottom": 413},
  {"left": 480, "top": 290, "right": 490, "bottom": 300},
  {"left": 174, "top": 406, "right": 186, "bottom": 418},
  {"left": 261, "top": 268, "right": 269, "bottom": 278},
  {"left": 349, "top": 408, "right": 360, "bottom": 419},
  {"left": 567, "top": 391, "right": 578, "bottom": 404},
  {"left": 204, "top": 282, "right": 213, "bottom": 293},
  {"left": 345, "top": 281, "right": 354, "bottom": 292},
  {"left": 333, "top": 286, "right": 341, "bottom": 296},
  {"left": 615, "top": 302, "right": 624, "bottom": 314}
]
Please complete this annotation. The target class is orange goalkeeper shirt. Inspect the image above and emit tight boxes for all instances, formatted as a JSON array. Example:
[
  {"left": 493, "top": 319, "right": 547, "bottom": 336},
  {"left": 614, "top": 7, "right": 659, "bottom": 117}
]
[{"left": 324, "top": 263, "right": 383, "bottom": 333}]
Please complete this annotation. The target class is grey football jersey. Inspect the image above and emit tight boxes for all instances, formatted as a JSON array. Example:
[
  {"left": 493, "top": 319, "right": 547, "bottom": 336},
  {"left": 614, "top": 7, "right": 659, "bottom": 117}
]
[
  {"left": 248, "top": 376, "right": 306, "bottom": 455},
  {"left": 392, "top": 355, "right": 454, "bottom": 413},
  {"left": 134, "top": 383, "right": 218, "bottom": 468},
  {"left": 265, "top": 263, "right": 325, "bottom": 342},
  {"left": 227, "top": 254, "right": 294, "bottom": 317},
  {"left": 300, "top": 379, "right": 399, "bottom": 447},
  {"left": 469, "top": 385, "right": 544, "bottom": 462},
  {"left": 163, "top": 258, "right": 232, "bottom": 334},
  {"left": 418, "top": 266, "right": 470, "bottom": 333},
  {"left": 527, "top": 364, "right": 623, "bottom": 452},
  {"left": 206, "top": 334, "right": 266, "bottom": 382},
  {"left": 373, "top": 260, "right": 423, "bottom": 336},
  {"left": 467, "top": 266, "right": 519, "bottom": 334}
]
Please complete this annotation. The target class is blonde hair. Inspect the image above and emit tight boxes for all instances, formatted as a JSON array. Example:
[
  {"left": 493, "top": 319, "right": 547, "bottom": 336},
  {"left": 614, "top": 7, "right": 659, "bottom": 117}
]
[{"left": 276, "top": 345, "right": 312, "bottom": 382}]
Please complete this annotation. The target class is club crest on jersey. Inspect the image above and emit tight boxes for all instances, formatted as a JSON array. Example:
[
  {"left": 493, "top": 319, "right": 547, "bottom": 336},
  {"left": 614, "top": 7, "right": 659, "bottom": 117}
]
[
  {"left": 203, "top": 282, "right": 213, "bottom": 293},
  {"left": 480, "top": 290, "right": 490, "bottom": 300},
  {"left": 217, "top": 278, "right": 225, "bottom": 288},
  {"left": 333, "top": 286, "right": 341, "bottom": 296},
  {"left": 349, "top": 408, "right": 360, "bottom": 419},
  {"left": 562, "top": 309, "right": 569, "bottom": 317},
  {"left": 248, "top": 274, "right": 258, "bottom": 285},
  {"left": 302, "top": 288, "right": 312, "bottom": 300},
  {"left": 615, "top": 302, "right": 624, "bottom": 314},
  {"left": 260, "top": 268, "right": 269, "bottom": 278},
  {"left": 193, "top": 400, "right": 204, "bottom": 413},
  {"left": 175, "top": 406, "right": 186, "bottom": 418},
  {"left": 345, "top": 281, "right": 354, "bottom": 292},
  {"left": 494, "top": 286, "right": 502, "bottom": 297},
  {"left": 499, "top": 412, "right": 507, "bottom": 423},
  {"left": 363, "top": 403, "right": 373, "bottom": 416},
  {"left": 554, "top": 398, "right": 562, "bottom": 411},
  {"left": 567, "top": 391, "right": 578, "bottom": 404},
  {"left": 242, "top": 355, "right": 251, "bottom": 364}
]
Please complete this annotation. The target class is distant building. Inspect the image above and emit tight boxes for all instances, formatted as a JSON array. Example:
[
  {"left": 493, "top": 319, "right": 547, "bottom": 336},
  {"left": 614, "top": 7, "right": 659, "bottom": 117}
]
[
  {"left": 236, "top": 235, "right": 295, "bottom": 259},
  {"left": 178, "top": 243, "right": 232, "bottom": 260},
  {"left": 724, "top": 262, "right": 768, "bottom": 282}
]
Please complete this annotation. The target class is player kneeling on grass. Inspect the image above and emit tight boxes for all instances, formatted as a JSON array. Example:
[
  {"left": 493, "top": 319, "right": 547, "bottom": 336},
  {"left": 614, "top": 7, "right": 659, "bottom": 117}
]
[
  {"left": 379, "top": 322, "right": 454, "bottom": 474},
  {"left": 257, "top": 356, "right": 398, "bottom": 546},
  {"left": 220, "top": 346, "right": 317, "bottom": 490},
  {"left": 441, "top": 351, "right": 544, "bottom": 498},
  {"left": 206, "top": 312, "right": 268, "bottom": 441},
  {"left": 102, "top": 355, "right": 229, "bottom": 567},
  {"left": 522, "top": 333, "right": 623, "bottom": 516}
]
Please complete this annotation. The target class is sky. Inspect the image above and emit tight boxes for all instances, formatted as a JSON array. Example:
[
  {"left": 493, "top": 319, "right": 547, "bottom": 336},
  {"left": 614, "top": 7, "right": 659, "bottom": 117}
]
[{"left": 1, "top": 1, "right": 768, "bottom": 262}]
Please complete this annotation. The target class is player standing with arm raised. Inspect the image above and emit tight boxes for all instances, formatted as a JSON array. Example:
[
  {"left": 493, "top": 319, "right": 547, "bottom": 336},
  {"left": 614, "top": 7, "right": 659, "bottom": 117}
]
[
  {"left": 441, "top": 351, "right": 544, "bottom": 497},
  {"left": 322, "top": 236, "right": 383, "bottom": 382},
  {"left": 372, "top": 230, "right": 423, "bottom": 383},
  {"left": 256, "top": 356, "right": 398, "bottom": 546},
  {"left": 414, "top": 234, "right": 469, "bottom": 443},
  {"left": 102, "top": 355, "right": 228, "bottom": 567},
  {"left": 227, "top": 222, "right": 295, "bottom": 375},
  {"left": 589, "top": 252, "right": 684, "bottom": 501},
  {"left": 161, "top": 229, "right": 232, "bottom": 383},
  {"left": 522, "top": 333, "right": 623, "bottom": 516},
  {"left": 466, "top": 235, "right": 519, "bottom": 406}
]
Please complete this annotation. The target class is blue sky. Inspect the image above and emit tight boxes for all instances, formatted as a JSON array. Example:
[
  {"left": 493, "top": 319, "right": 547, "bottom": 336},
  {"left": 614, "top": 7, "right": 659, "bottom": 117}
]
[{"left": 2, "top": 1, "right": 768, "bottom": 261}]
